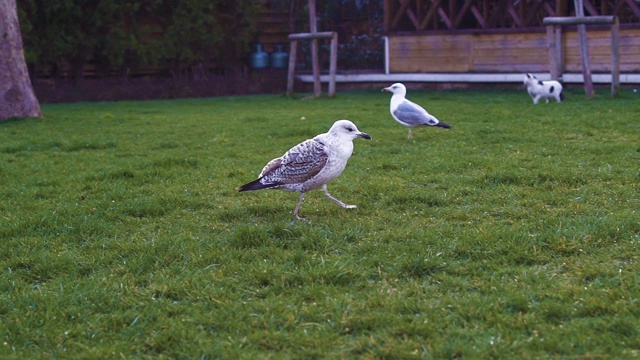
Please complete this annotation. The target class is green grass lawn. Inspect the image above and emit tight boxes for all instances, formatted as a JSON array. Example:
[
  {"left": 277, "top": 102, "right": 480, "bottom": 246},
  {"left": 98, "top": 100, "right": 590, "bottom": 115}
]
[{"left": 1, "top": 86, "right": 639, "bottom": 358}]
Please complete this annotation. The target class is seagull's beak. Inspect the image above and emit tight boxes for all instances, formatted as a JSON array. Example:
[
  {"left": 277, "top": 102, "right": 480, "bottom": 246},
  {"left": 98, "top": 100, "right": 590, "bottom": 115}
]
[
  {"left": 358, "top": 132, "right": 372, "bottom": 140},
  {"left": 382, "top": 87, "right": 391, "bottom": 92}
]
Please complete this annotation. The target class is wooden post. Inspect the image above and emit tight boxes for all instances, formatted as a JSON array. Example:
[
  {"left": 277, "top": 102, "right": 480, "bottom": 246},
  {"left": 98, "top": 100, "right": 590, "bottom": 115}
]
[
  {"left": 546, "top": 25, "right": 559, "bottom": 80},
  {"left": 556, "top": 0, "right": 568, "bottom": 16},
  {"left": 545, "top": 24, "right": 563, "bottom": 81},
  {"left": 574, "top": 0, "right": 594, "bottom": 97},
  {"left": 611, "top": 16, "right": 620, "bottom": 97},
  {"left": 308, "top": 0, "right": 321, "bottom": 97},
  {"left": 383, "top": 0, "right": 393, "bottom": 32},
  {"left": 555, "top": 26, "right": 564, "bottom": 80},
  {"left": 286, "top": 40, "right": 298, "bottom": 96},
  {"left": 328, "top": 32, "right": 338, "bottom": 97}
]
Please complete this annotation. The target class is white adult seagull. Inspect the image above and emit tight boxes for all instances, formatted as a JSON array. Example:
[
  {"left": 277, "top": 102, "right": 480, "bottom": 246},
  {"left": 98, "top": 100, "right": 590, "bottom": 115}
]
[
  {"left": 383, "top": 83, "right": 451, "bottom": 139},
  {"left": 237, "top": 119, "right": 371, "bottom": 220}
]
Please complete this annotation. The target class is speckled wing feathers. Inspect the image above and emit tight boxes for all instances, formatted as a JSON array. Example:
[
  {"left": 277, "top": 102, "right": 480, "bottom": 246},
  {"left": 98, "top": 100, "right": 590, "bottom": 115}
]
[
  {"left": 259, "top": 139, "right": 328, "bottom": 186},
  {"left": 259, "top": 158, "right": 282, "bottom": 178}
]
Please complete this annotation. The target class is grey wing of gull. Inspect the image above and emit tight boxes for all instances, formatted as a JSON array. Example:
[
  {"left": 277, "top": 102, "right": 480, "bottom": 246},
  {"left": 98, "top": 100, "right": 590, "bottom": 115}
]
[
  {"left": 260, "top": 139, "right": 328, "bottom": 185},
  {"left": 393, "top": 101, "right": 438, "bottom": 126}
]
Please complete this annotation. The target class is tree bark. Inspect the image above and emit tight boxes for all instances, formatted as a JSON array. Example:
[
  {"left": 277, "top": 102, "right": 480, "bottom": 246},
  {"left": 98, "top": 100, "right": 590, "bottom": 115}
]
[{"left": 0, "top": 0, "right": 42, "bottom": 120}]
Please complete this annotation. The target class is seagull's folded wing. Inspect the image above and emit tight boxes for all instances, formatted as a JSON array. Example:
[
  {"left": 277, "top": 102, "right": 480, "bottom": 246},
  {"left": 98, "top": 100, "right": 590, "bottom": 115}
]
[
  {"left": 261, "top": 139, "right": 328, "bottom": 185},
  {"left": 259, "top": 157, "right": 282, "bottom": 178},
  {"left": 393, "top": 101, "right": 438, "bottom": 126}
]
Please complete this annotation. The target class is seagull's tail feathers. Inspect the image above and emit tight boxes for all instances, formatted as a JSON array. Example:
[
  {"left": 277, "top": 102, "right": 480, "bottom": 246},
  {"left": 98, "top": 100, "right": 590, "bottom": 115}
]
[
  {"left": 436, "top": 121, "right": 452, "bottom": 129},
  {"left": 237, "top": 178, "right": 279, "bottom": 192}
]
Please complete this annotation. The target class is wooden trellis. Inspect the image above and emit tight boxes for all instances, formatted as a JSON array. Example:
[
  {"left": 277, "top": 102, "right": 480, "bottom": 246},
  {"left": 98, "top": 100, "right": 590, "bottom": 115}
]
[
  {"left": 383, "top": 0, "right": 640, "bottom": 32},
  {"left": 286, "top": 0, "right": 337, "bottom": 97},
  {"left": 543, "top": 14, "right": 620, "bottom": 97},
  {"left": 286, "top": 32, "right": 337, "bottom": 97}
]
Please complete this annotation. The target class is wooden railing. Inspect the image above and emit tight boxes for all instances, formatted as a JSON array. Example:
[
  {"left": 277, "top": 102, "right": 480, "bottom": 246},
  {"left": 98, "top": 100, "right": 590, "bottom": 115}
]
[{"left": 383, "top": 0, "right": 640, "bottom": 32}]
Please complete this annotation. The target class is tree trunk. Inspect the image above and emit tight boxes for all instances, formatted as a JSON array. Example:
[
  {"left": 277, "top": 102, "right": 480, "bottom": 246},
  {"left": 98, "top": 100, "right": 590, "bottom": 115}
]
[{"left": 0, "top": 0, "right": 42, "bottom": 120}]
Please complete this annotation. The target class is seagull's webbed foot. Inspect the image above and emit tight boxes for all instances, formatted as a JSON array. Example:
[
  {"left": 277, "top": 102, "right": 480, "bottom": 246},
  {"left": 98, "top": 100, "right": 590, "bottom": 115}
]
[{"left": 322, "top": 185, "right": 357, "bottom": 209}]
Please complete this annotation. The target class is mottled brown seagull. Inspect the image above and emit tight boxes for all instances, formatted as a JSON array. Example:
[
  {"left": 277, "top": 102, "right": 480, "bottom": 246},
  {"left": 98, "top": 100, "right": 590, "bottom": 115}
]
[{"left": 237, "top": 120, "right": 371, "bottom": 220}]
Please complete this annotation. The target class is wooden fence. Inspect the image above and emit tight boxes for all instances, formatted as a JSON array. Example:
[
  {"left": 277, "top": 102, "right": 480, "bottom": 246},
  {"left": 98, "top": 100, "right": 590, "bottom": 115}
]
[{"left": 388, "top": 26, "right": 640, "bottom": 73}]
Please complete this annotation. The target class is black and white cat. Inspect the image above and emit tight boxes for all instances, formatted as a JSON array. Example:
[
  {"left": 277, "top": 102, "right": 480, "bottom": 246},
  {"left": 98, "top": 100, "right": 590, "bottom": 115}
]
[{"left": 524, "top": 73, "right": 564, "bottom": 104}]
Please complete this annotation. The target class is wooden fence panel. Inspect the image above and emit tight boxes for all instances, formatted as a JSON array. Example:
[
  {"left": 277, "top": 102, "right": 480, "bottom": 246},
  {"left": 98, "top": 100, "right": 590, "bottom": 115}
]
[
  {"left": 388, "top": 27, "right": 640, "bottom": 73},
  {"left": 563, "top": 28, "right": 640, "bottom": 72},
  {"left": 389, "top": 34, "right": 472, "bottom": 72}
]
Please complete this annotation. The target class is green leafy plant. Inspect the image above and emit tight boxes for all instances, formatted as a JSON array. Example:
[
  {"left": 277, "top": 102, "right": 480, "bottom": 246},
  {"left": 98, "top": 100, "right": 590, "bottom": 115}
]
[{"left": 18, "top": 0, "right": 262, "bottom": 78}]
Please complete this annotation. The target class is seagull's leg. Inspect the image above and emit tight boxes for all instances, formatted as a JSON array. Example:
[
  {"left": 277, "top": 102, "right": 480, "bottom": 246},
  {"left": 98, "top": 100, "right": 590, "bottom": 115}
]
[
  {"left": 293, "top": 193, "right": 306, "bottom": 220},
  {"left": 322, "top": 185, "right": 356, "bottom": 209},
  {"left": 407, "top": 128, "right": 413, "bottom": 140}
]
